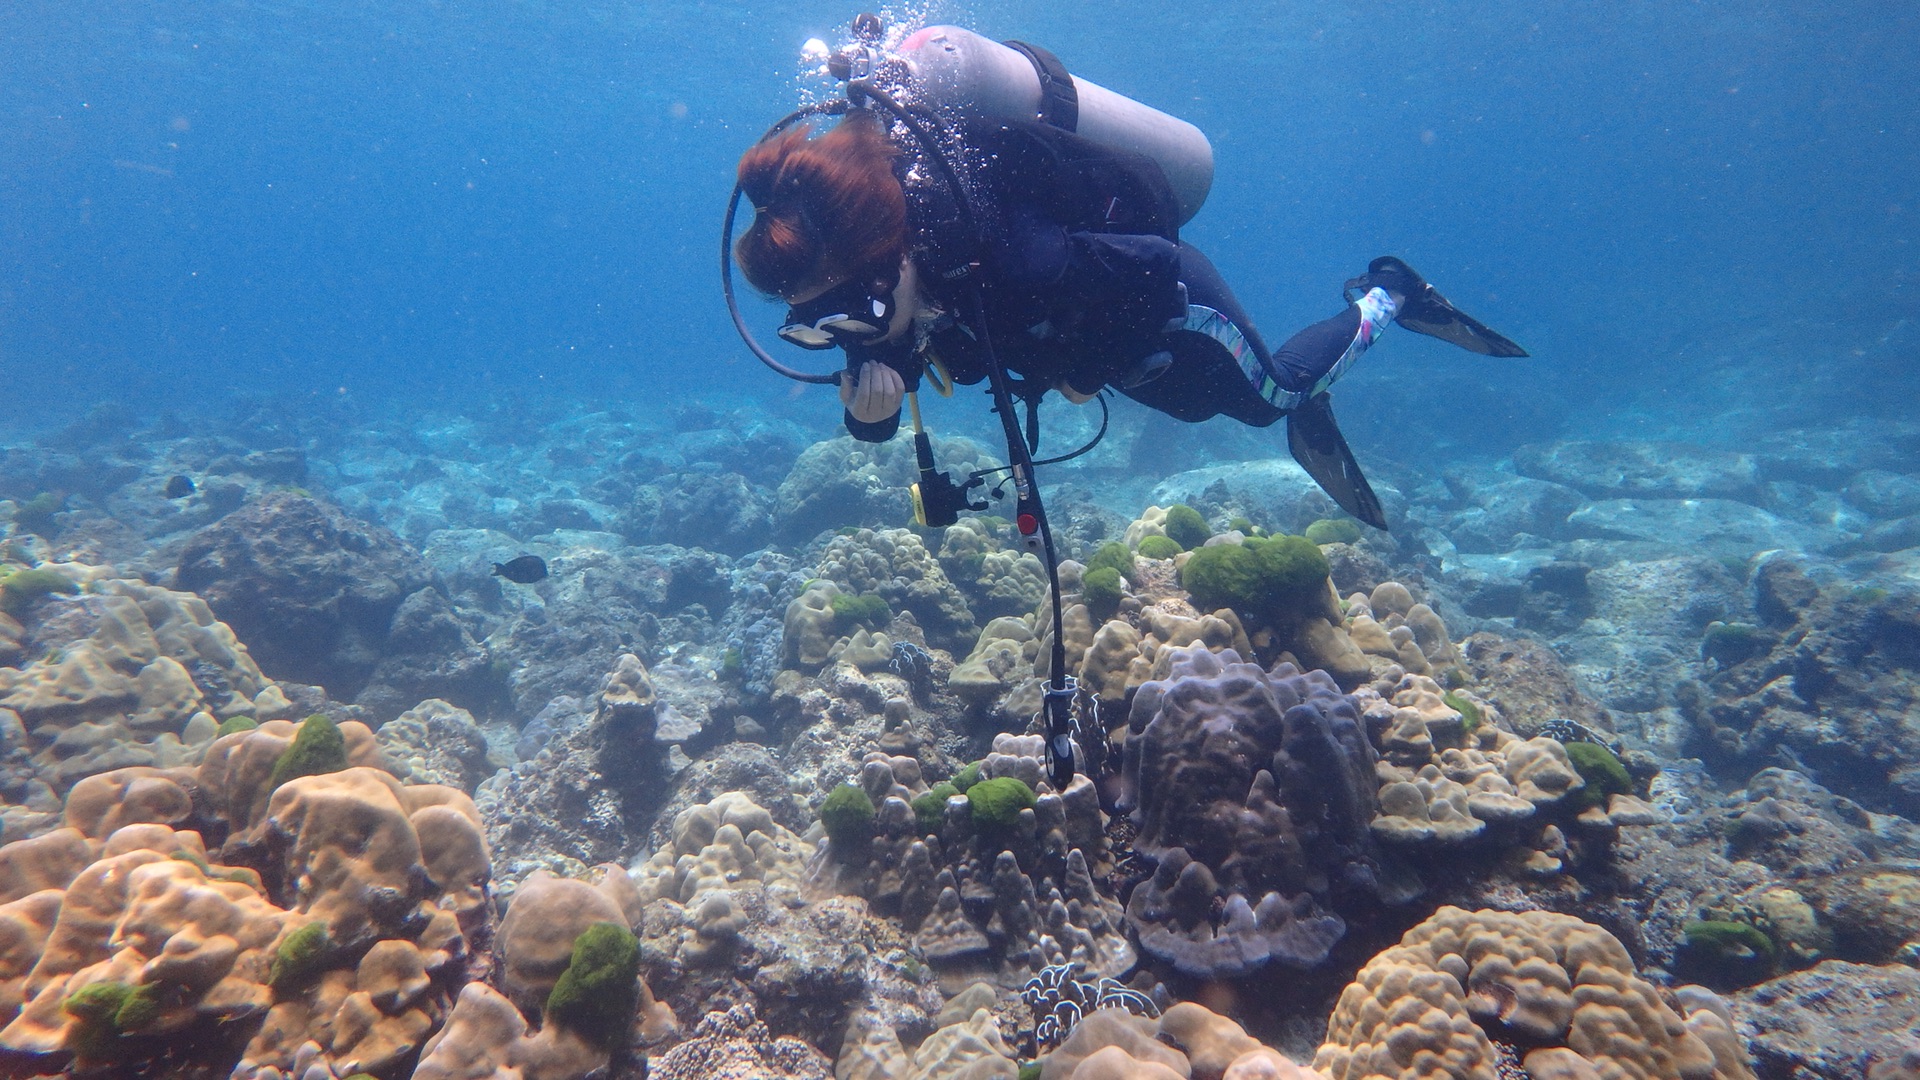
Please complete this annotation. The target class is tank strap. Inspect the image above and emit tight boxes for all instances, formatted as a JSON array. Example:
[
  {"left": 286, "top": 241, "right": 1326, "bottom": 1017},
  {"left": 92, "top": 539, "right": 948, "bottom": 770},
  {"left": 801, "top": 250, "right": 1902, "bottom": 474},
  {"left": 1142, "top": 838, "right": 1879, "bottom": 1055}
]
[{"left": 1004, "top": 40, "right": 1080, "bottom": 132}]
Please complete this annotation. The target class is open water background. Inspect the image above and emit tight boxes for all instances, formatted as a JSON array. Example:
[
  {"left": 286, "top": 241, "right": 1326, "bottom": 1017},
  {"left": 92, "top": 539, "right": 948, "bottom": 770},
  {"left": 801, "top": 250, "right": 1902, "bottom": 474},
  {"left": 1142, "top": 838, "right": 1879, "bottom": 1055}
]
[{"left": 3, "top": 0, "right": 1915, "bottom": 464}]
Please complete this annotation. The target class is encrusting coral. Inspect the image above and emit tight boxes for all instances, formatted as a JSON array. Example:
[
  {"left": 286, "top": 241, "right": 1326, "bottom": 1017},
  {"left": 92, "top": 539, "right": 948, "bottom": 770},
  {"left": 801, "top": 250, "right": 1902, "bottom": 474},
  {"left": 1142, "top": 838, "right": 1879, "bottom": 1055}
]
[{"left": 0, "top": 563, "right": 284, "bottom": 796}]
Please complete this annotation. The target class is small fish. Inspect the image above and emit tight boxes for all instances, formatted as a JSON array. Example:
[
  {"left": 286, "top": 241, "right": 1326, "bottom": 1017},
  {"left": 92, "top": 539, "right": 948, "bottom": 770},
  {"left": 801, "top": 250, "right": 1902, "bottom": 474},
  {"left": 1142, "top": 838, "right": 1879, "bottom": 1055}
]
[
  {"left": 163, "top": 475, "right": 195, "bottom": 499},
  {"left": 492, "top": 554, "right": 549, "bottom": 584}
]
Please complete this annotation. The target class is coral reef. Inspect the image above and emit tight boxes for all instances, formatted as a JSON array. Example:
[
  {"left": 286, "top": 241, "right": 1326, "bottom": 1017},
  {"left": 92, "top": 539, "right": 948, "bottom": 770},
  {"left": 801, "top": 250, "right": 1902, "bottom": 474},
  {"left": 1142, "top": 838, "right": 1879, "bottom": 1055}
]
[
  {"left": 9, "top": 395, "right": 1920, "bottom": 1080},
  {"left": 1684, "top": 558, "right": 1920, "bottom": 816}
]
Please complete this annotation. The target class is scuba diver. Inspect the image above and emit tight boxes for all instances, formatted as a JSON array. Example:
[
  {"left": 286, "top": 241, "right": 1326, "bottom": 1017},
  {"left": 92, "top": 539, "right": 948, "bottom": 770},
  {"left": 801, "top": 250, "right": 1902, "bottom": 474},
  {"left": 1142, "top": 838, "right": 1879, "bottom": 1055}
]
[{"left": 728, "top": 22, "right": 1527, "bottom": 530}]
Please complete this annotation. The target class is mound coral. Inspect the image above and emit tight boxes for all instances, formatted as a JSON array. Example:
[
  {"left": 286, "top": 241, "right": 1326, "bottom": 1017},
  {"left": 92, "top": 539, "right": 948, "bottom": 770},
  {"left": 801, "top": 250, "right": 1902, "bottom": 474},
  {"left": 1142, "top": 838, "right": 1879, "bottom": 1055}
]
[
  {"left": 1120, "top": 647, "right": 1383, "bottom": 977},
  {"left": 0, "top": 565, "right": 281, "bottom": 795},
  {"left": 1313, "top": 906, "right": 1754, "bottom": 1080}
]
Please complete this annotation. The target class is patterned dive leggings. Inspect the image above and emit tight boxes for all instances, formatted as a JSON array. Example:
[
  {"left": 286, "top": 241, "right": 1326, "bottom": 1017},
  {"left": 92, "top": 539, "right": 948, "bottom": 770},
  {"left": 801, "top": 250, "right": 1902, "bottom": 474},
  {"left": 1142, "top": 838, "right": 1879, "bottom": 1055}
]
[{"left": 1118, "top": 243, "right": 1394, "bottom": 427}]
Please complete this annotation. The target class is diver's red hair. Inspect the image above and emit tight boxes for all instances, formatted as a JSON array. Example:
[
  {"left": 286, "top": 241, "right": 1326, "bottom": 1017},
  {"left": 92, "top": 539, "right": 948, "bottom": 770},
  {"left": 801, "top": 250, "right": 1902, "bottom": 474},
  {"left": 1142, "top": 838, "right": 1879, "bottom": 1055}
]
[{"left": 734, "top": 112, "right": 907, "bottom": 296}]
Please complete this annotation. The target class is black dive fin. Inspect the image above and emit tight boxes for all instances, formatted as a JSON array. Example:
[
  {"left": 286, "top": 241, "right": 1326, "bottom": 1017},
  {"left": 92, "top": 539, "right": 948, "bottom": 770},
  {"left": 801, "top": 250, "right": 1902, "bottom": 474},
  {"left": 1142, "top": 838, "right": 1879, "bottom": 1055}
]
[
  {"left": 1350, "top": 256, "right": 1529, "bottom": 358},
  {"left": 1287, "top": 393, "right": 1388, "bottom": 530}
]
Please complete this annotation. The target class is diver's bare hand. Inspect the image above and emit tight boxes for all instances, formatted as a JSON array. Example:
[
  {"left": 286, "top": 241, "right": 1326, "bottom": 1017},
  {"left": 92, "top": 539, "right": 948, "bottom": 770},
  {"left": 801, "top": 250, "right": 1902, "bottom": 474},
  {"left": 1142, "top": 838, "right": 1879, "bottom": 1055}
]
[
  {"left": 841, "top": 361, "right": 905, "bottom": 423},
  {"left": 1056, "top": 380, "right": 1100, "bottom": 405}
]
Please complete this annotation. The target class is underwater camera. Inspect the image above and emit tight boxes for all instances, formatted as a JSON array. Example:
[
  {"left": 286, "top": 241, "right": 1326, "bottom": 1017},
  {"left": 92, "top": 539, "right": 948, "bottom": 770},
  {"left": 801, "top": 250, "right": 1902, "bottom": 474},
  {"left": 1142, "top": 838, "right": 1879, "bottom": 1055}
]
[{"left": 909, "top": 428, "right": 986, "bottom": 529}]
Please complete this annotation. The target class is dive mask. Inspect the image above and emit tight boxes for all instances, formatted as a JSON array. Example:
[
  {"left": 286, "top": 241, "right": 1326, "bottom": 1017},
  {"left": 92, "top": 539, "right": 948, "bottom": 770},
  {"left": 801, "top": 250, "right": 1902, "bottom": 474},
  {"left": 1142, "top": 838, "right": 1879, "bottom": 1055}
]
[{"left": 778, "top": 276, "right": 897, "bottom": 350}]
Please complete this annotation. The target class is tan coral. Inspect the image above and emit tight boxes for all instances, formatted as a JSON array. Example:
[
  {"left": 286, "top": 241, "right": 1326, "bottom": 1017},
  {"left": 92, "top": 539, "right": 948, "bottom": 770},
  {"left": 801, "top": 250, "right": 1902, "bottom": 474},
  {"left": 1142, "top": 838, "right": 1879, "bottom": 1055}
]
[
  {"left": 261, "top": 767, "right": 470, "bottom": 943},
  {"left": 0, "top": 828, "right": 93, "bottom": 906},
  {"left": 1043, "top": 1008, "right": 1193, "bottom": 1080},
  {"left": 1222, "top": 1050, "right": 1327, "bottom": 1080},
  {"left": 632, "top": 791, "right": 815, "bottom": 906},
  {"left": 0, "top": 835, "right": 287, "bottom": 1055},
  {"left": 785, "top": 579, "right": 847, "bottom": 668},
  {"left": 1344, "top": 585, "right": 1462, "bottom": 689},
  {"left": 412, "top": 980, "right": 609, "bottom": 1080},
  {"left": 1313, "top": 906, "right": 1755, "bottom": 1080},
  {"left": 196, "top": 715, "right": 384, "bottom": 835},
  {"left": 0, "top": 571, "right": 273, "bottom": 793},
  {"left": 1158, "top": 1001, "right": 1262, "bottom": 1080},
  {"left": 496, "top": 871, "right": 631, "bottom": 1009},
  {"left": 1500, "top": 738, "right": 1586, "bottom": 805},
  {"left": 62, "top": 766, "right": 198, "bottom": 840},
  {"left": 904, "top": 1005, "right": 1021, "bottom": 1080},
  {"left": 0, "top": 890, "right": 62, "bottom": 1022},
  {"left": 1123, "top": 506, "right": 1175, "bottom": 549},
  {"left": 951, "top": 616, "right": 1041, "bottom": 704}
]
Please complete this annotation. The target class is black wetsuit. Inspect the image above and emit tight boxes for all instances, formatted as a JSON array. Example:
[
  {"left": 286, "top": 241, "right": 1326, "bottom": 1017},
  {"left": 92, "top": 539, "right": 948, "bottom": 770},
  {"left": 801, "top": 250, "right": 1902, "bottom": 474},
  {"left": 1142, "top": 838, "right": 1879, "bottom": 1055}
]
[{"left": 841, "top": 118, "right": 1366, "bottom": 443}]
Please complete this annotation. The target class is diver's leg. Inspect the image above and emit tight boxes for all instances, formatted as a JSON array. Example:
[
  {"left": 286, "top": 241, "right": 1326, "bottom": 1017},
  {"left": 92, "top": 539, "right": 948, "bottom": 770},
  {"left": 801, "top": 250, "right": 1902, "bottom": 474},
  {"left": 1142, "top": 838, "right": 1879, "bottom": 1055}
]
[
  {"left": 1269, "top": 288, "right": 1400, "bottom": 399},
  {"left": 1116, "top": 243, "right": 1287, "bottom": 426}
]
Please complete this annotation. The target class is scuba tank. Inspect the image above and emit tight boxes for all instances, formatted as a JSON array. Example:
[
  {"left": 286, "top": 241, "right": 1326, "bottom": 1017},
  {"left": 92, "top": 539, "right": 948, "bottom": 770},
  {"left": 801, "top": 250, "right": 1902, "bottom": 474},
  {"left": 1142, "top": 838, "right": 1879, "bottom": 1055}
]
[{"left": 858, "top": 24, "right": 1214, "bottom": 225}]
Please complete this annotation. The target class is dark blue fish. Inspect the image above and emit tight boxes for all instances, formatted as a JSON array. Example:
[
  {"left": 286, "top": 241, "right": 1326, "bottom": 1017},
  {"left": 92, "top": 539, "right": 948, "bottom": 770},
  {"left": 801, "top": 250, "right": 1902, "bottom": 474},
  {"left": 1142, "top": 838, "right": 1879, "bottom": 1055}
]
[
  {"left": 491, "top": 554, "right": 548, "bottom": 584},
  {"left": 164, "top": 475, "right": 195, "bottom": 499}
]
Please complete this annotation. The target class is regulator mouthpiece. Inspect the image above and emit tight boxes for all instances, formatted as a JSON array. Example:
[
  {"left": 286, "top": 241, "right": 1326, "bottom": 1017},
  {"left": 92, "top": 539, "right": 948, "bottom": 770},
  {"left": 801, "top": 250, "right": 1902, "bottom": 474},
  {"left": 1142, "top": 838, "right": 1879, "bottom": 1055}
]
[{"left": 827, "top": 12, "right": 888, "bottom": 81}]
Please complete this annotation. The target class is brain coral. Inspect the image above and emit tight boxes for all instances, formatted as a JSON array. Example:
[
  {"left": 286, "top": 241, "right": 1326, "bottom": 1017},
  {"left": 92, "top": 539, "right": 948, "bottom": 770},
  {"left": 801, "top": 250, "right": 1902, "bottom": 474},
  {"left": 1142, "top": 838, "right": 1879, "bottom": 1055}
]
[
  {"left": 1313, "top": 906, "right": 1755, "bottom": 1080},
  {"left": 1119, "top": 646, "right": 1384, "bottom": 976}
]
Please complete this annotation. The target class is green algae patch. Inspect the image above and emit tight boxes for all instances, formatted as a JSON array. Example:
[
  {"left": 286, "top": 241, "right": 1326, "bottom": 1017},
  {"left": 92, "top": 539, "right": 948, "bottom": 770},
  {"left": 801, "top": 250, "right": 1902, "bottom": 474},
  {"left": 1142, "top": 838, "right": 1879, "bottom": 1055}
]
[
  {"left": 268, "top": 715, "right": 348, "bottom": 793},
  {"left": 546, "top": 922, "right": 641, "bottom": 1050},
  {"left": 912, "top": 782, "right": 960, "bottom": 834},
  {"left": 216, "top": 715, "right": 260, "bottom": 738},
  {"left": 831, "top": 591, "right": 892, "bottom": 631},
  {"left": 10, "top": 492, "right": 63, "bottom": 536},
  {"left": 62, "top": 980, "right": 163, "bottom": 1061},
  {"left": 1565, "top": 741, "right": 1632, "bottom": 808},
  {"left": 1681, "top": 919, "right": 1776, "bottom": 986},
  {"left": 269, "top": 921, "right": 330, "bottom": 993},
  {"left": 1305, "top": 518, "right": 1363, "bottom": 546},
  {"left": 820, "top": 783, "right": 876, "bottom": 855},
  {"left": 0, "top": 567, "right": 80, "bottom": 616},
  {"left": 1162, "top": 504, "right": 1211, "bottom": 550},
  {"left": 952, "top": 761, "right": 984, "bottom": 793},
  {"left": 1080, "top": 566, "right": 1124, "bottom": 622},
  {"left": 1083, "top": 541, "right": 1136, "bottom": 583},
  {"left": 1137, "top": 535, "right": 1183, "bottom": 560},
  {"left": 967, "top": 777, "right": 1036, "bottom": 833},
  {"left": 1180, "top": 534, "right": 1330, "bottom": 623},
  {"left": 1441, "top": 690, "right": 1482, "bottom": 733}
]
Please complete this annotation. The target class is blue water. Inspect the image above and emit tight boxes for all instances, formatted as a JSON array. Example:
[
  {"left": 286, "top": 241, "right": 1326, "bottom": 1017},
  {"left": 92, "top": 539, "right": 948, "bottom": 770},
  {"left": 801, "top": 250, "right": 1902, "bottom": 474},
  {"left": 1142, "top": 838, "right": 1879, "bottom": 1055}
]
[{"left": 3, "top": 0, "right": 1916, "bottom": 456}]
